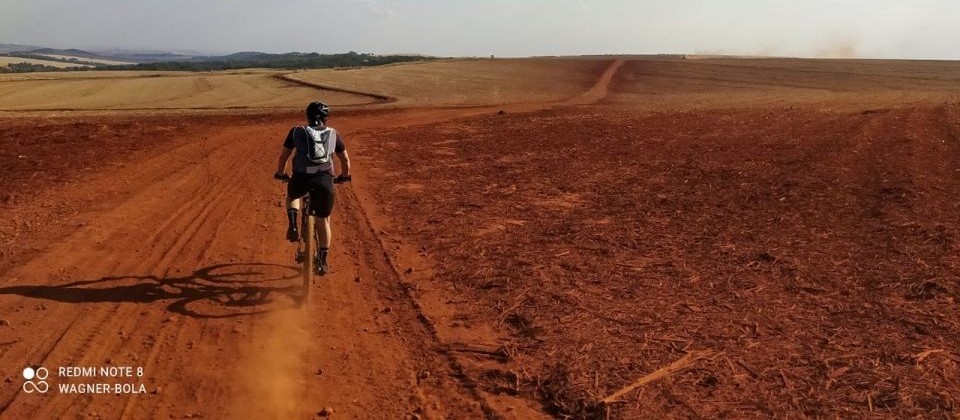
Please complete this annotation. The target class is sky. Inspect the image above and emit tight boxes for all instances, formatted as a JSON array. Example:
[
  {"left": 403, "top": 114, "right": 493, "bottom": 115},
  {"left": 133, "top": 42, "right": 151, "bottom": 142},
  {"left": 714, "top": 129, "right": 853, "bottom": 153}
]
[{"left": 1, "top": 0, "right": 957, "bottom": 59}]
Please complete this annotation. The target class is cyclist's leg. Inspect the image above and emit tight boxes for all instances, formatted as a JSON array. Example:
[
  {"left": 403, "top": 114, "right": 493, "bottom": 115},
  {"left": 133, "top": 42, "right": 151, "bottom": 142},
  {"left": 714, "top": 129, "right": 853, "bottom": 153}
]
[
  {"left": 287, "top": 197, "right": 302, "bottom": 211},
  {"left": 285, "top": 176, "right": 309, "bottom": 242},
  {"left": 317, "top": 217, "right": 331, "bottom": 248},
  {"left": 309, "top": 175, "right": 335, "bottom": 270}
]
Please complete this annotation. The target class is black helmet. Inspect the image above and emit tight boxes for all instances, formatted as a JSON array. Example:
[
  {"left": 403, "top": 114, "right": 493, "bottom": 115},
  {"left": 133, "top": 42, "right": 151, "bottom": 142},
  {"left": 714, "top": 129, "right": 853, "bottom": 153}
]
[{"left": 306, "top": 101, "right": 330, "bottom": 122}]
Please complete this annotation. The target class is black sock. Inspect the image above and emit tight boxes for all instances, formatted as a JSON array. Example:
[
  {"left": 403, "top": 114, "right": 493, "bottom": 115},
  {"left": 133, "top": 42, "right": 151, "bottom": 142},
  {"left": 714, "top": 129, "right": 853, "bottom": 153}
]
[
  {"left": 319, "top": 247, "right": 329, "bottom": 265},
  {"left": 286, "top": 209, "right": 298, "bottom": 228}
]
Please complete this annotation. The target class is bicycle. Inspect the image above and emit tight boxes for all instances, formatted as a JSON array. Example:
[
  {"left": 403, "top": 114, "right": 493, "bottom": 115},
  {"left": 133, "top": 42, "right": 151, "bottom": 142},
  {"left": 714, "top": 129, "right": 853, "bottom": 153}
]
[{"left": 275, "top": 173, "right": 351, "bottom": 303}]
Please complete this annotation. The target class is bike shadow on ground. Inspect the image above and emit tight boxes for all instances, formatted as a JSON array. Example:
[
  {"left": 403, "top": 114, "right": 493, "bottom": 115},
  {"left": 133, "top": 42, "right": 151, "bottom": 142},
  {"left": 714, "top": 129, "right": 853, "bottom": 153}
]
[{"left": 0, "top": 263, "right": 304, "bottom": 319}]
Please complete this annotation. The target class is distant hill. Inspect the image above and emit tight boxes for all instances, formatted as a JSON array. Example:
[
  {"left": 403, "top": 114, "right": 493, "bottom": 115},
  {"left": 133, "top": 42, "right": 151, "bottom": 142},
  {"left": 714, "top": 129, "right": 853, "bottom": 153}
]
[
  {"left": 26, "top": 48, "right": 122, "bottom": 61},
  {"left": 8, "top": 47, "right": 194, "bottom": 64},
  {"left": 1, "top": 45, "right": 433, "bottom": 72},
  {"left": 0, "top": 43, "right": 43, "bottom": 54},
  {"left": 88, "top": 50, "right": 196, "bottom": 63},
  {"left": 105, "top": 51, "right": 434, "bottom": 71},
  {"left": 216, "top": 51, "right": 272, "bottom": 61}
]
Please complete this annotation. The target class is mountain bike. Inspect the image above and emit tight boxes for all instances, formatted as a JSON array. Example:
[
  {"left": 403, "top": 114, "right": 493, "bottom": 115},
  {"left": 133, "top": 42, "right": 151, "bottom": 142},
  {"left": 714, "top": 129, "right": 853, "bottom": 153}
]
[
  {"left": 295, "top": 191, "right": 317, "bottom": 301},
  {"left": 275, "top": 173, "right": 351, "bottom": 303}
]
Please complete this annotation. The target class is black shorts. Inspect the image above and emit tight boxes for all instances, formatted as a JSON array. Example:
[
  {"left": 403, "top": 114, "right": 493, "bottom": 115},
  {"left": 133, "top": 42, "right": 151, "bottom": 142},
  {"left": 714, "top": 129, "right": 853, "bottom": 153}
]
[{"left": 287, "top": 173, "right": 335, "bottom": 217}]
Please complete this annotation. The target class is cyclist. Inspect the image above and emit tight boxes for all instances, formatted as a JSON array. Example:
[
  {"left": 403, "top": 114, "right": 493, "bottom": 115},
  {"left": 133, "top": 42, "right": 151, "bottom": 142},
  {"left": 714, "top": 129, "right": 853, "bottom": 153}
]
[{"left": 274, "top": 101, "right": 351, "bottom": 274}]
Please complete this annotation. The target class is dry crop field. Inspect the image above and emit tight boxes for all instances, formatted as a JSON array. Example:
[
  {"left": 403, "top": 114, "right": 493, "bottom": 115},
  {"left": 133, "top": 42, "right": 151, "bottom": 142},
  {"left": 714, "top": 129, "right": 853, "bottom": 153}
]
[
  {"left": 0, "top": 71, "right": 374, "bottom": 111},
  {"left": 288, "top": 58, "right": 612, "bottom": 106},
  {"left": 0, "top": 57, "right": 958, "bottom": 419},
  {"left": 605, "top": 58, "right": 960, "bottom": 110}
]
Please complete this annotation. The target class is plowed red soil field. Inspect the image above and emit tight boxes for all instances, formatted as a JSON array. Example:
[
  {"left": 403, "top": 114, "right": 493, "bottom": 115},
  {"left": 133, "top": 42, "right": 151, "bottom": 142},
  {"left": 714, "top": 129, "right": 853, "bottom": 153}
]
[
  {"left": 365, "top": 104, "right": 960, "bottom": 418},
  {"left": 1, "top": 58, "right": 959, "bottom": 419}
]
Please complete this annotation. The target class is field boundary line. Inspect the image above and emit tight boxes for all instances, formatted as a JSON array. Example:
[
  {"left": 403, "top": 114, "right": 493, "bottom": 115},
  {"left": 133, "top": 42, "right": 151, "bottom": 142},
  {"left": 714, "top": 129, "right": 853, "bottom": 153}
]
[{"left": 275, "top": 73, "right": 397, "bottom": 104}]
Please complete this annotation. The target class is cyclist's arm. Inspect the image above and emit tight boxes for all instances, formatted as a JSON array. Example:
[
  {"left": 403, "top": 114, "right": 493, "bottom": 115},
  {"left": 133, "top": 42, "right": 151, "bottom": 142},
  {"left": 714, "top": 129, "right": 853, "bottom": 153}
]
[
  {"left": 276, "top": 127, "right": 298, "bottom": 176},
  {"left": 335, "top": 133, "right": 350, "bottom": 176},
  {"left": 337, "top": 150, "right": 351, "bottom": 176},
  {"left": 276, "top": 146, "right": 293, "bottom": 175}
]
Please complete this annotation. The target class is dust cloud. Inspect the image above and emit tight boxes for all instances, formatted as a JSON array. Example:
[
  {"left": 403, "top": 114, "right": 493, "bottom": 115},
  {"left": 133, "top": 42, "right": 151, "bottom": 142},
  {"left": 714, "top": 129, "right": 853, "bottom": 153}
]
[
  {"left": 813, "top": 35, "right": 861, "bottom": 58},
  {"left": 229, "top": 309, "right": 310, "bottom": 419}
]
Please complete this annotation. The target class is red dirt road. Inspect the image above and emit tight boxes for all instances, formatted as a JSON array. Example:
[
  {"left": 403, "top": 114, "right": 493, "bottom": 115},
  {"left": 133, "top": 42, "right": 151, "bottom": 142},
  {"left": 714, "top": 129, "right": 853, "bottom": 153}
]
[
  {"left": 2, "top": 58, "right": 959, "bottom": 419},
  {"left": 0, "top": 113, "right": 496, "bottom": 419}
]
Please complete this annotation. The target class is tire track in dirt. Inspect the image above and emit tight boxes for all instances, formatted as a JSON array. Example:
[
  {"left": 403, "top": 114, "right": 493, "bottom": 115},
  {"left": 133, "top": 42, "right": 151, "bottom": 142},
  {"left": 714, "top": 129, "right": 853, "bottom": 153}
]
[
  {"left": 106, "top": 160, "right": 264, "bottom": 418},
  {"left": 1, "top": 121, "right": 260, "bottom": 406},
  {"left": 0, "top": 123, "right": 270, "bottom": 418},
  {"left": 108, "top": 130, "right": 306, "bottom": 419},
  {"left": 564, "top": 59, "right": 625, "bottom": 105}
]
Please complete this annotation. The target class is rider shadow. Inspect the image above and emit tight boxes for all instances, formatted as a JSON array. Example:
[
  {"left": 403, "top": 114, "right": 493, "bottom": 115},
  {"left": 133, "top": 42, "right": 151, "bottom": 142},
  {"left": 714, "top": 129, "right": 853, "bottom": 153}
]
[{"left": 0, "top": 263, "right": 304, "bottom": 319}]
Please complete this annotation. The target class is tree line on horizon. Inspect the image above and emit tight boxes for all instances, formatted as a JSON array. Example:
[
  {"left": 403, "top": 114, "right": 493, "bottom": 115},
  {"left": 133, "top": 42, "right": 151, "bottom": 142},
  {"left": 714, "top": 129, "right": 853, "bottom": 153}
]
[{"left": 0, "top": 51, "right": 433, "bottom": 73}]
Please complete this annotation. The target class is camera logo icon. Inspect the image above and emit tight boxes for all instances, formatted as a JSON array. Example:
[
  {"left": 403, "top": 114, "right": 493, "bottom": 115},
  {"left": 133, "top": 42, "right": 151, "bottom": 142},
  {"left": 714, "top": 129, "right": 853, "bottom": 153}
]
[{"left": 22, "top": 367, "right": 49, "bottom": 394}]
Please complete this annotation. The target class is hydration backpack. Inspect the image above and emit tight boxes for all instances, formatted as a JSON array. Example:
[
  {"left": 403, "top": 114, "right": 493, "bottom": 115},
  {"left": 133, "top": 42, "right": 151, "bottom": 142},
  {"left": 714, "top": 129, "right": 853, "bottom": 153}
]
[{"left": 302, "top": 126, "right": 336, "bottom": 164}]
